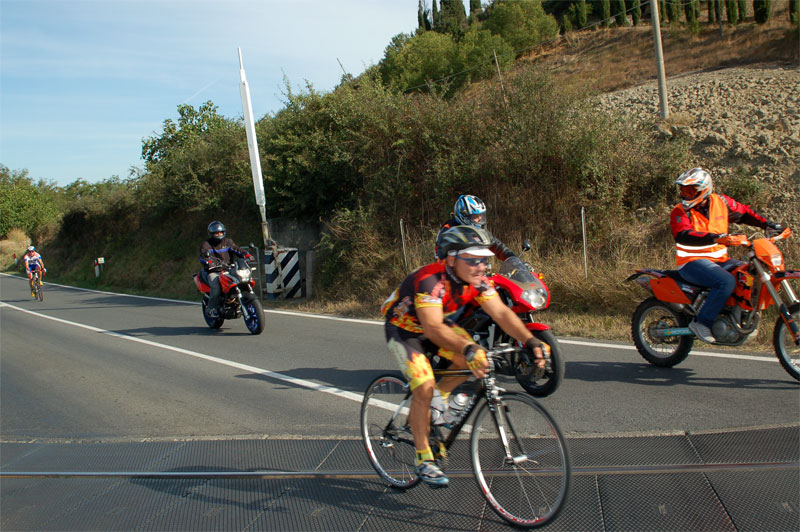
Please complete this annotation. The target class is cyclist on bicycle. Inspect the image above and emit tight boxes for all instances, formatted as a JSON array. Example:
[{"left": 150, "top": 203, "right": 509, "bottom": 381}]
[
  {"left": 23, "top": 246, "right": 45, "bottom": 298},
  {"left": 382, "top": 225, "right": 545, "bottom": 488}
]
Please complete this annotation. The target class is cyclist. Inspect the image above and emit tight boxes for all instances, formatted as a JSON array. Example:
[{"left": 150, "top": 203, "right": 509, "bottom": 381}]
[
  {"left": 199, "top": 221, "right": 250, "bottom": 318},
  {"left": 23, "top": 246, "right": 45, "bottom": 298},
  {"left": 435, "top": 195, "right": 516, "bottom": 261},
  {"left": 382, "top": 225, "right": 545, "bottom": 488},
  {"left": 672, "top": 167, "right": 784, "bottom": 343}
]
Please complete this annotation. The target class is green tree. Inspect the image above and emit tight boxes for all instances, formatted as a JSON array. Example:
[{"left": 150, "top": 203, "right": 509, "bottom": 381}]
[
  {"left": 684, "top": 0, "right": 699, "bottom": 26},
  {"left": 418, "top": 0, "right": 428, "bottom": 31},
  {"left": 458, "top": 28, "right": 514, "bottom": 81},
  {"left": 578, "top": 0, "right": 588, "bottom": 28},
  {"left": 613, "top": 0, "right": 627, "bottom": 25},
  {"left": 378, "top": 31, "right": 463, "bottom": 94},
  {"left": 483, "top": 0, "right": 559, "bottom": 53},
  {"left": 725, "top": 0, "right": 738, "bottom": 24},
  {"left": 707, "top": 0, "right": 717, "bottom": 22},
  {"left": 753, "top": 0, "right": 771, "bottom": 23},
  {"left": 632, "top": 0, "right": 642, "bottom": 25},
  {"left": 791, "top": 0, "right": 799, "bottom": 23},
  {"left": 469, "top": 0, "right": 482, "bottom": 17},
  {"left": 602, "top": 0, "right": 611, "bottom": 26},
  {"left": 439, "top": 0, "right": 468, "bottom": 36},
  {"left": 432, "top": 0, "right": 440, "bottom": 30},
  {"left": 561, "top": 12, "right": 573, "bottom": 33},
  {"left": 0, "top": 166, "right": 60, "bottom": 239},
  {"left": 738, "top": 0, "right": 747, "bottom": 20}
]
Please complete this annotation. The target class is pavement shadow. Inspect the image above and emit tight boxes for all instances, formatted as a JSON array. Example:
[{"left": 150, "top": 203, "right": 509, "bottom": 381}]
[
  {"left": 111, "top": 326, "right": 253, "bottom": 338},
  {"left": 566, "top": 360, "right": 798, "bottom": 389},
  {"left": 235, "top": 367, "right": 391, "bottom": 394}
]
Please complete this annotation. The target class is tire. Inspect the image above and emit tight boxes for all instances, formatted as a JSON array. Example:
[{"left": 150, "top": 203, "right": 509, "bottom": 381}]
[
  {"left": 243, "top": 297, "right": 265, "bottom": 335},
  {"left": 514, "top": 329, "right": 564, "bottom": 397},
  {"left": 773, "top": 303, "right": 800, "bottom": 381},
  {"left": 631, "top": 297, "right": 693, "bottom": 367},
  {"left": 470, "top": 392, "right": 570, "bottom": 528},
  {"left": 201, "top": 298, "right": 224, "bottom": 329},
  {"left": 36, "top": 278, "right": 43, "bottom": 302},
  {"left": 360, "top": 374, "right": 421, "bottom": 490}
]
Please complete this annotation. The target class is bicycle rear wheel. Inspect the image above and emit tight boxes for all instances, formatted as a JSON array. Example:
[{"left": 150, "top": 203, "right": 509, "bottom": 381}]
[
  {"left": 360, "top": 374, "right": 421, "bottom": 490},
  {"left": 470, "top": 392, "right": 570, "bottom": 528}
]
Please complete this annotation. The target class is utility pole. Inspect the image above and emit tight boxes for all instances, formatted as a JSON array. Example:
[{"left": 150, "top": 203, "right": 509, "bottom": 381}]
[{"left": 649, "top": 0, "right": 669, "bottom": 119}]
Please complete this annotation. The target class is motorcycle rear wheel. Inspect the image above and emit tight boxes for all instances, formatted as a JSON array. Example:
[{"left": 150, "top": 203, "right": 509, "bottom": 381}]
[
  {"left": 243, "top": 297, "right": 265, "bottom": 335},
  {"left": 632, "top": 297, "right": 693, "bottom": 367},
  {"left": 201, "top": 298, "right": 224, "bottom": 329},
  {"left": 773, "top": 303, "right": 800, "bottom": 381},
  {"left": 514, "top": 329, "right": 564, "bottom": 397}
]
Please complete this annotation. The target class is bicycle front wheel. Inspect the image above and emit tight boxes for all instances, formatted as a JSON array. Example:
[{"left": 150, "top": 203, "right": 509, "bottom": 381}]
[
  {"left": 470, "top": 392, "right": 570, "bottom": 528},
  {"left": 360, "top": 374, "right": 421, "bottom": 490}
]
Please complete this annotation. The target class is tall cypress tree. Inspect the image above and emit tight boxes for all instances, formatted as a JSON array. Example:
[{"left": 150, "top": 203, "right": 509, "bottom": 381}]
[
  {"left": 791, "top": 0, "right": 799, "bottom": 24},
  {"left": 432, "top": 0, "right": 440, "bottom": 31},
  {"left": 614, "top": 0, "right": 627, "bottom": 25},
  {"left": 684, "top": 0, "right": 698, "bottom": 25},
  {"left": 632, "top": 0, "right": 642, "bottom": 25},
  {"left": 418, "top": 0, "right": 427, "bottom": 32},
  {"left": 578, "top": 0, "right": 588, "bottom": 28},
  {"left": 469, "top": 0, "right": 481, "bottom": 16},
  {"left": 725, "top": 0, "right": 738, "bottom": 24},
  {"left": 737, "top": 0, "right": 747, "bottom": 20},
  {"left": 753, "top": 0, "right": 771, "bottom": 23},
  {"left": 707, "top": 0, "right": 716, "bottom": 23},
  {"left": 602, "top": 0, "right": 612, "bottom": 26}
]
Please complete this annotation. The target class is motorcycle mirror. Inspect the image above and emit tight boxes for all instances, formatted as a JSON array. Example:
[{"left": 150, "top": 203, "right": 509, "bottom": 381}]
[{"left": 522, "top": 239, "right": 531, "bottom": 252}]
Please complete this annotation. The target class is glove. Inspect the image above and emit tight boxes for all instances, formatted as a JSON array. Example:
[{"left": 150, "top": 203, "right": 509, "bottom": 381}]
[
  {"left": 463, "top": 344, "right": 488, "bottom": 372},
  {"left": 524, "top": 337, "right": 546, "bottom": 368},
  {"left": 766, "top": 221, "right": 785, "bottom": 233},
  {"left": 715, "top": 234, "right": 749, "bottom": 246},
  {"left": 244, "top": 253, "right": 253, "bottom": 260}
]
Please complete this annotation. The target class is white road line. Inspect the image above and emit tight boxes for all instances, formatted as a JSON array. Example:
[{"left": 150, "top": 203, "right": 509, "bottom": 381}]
[
  {"left": 0, "top": 302, "right": 365, "bottom": 404},
  {"left": 1, "top": 273, "right": 777, "bottom": 362}
]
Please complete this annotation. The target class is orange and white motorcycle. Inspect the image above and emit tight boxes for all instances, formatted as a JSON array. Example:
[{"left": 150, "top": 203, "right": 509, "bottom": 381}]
[{"left": 627, "top": 227, "right": 799, "bottom": 380}]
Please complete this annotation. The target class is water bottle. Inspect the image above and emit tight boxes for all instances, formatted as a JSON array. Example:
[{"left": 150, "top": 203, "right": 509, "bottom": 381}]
[
  {"left": 442, "top": 393, "right": 468, "bottom": 426},
  {"left": 430, "top": 389, "right": 447, "bottom": 425}
]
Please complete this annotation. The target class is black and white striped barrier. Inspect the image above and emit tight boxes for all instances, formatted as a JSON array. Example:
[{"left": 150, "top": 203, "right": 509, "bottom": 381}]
[{"left": 264, "top": 248, "right": 302, "bottom": 299}]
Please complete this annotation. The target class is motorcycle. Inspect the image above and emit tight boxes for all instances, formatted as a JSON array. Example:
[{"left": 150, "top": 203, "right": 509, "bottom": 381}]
[
  {"left": 456, "top": 240, "right": 565, "bottom": 397},
  {"left": 193, "top": 256, "right": 265, "bottom": 335},
  {"left": 626, "top": 227, "right": 800, "bottom": 380}
]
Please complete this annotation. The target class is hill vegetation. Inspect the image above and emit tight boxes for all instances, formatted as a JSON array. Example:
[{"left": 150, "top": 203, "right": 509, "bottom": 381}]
[{"left": 2, "top": 0, "right": 798, "bottom": 346}]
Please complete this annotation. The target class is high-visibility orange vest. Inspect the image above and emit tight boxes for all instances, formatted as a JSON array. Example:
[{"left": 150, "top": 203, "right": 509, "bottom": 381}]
[{"left": 675, "top": 194, "right": 729, "bottom": 266}]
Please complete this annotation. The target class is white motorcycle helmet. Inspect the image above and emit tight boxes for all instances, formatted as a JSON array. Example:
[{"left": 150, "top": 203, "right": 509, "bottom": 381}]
[{"left": 674, "top": 167, "right": 713, "bottom": 210}]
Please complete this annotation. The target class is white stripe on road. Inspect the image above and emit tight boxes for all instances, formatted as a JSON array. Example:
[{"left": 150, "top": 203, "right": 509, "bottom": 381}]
[
  {"left": 0, "top": 273, "right": 778, "bottom": 362},
  {"left": 0, "top": 302, "right": 366, "bottom": 404}
]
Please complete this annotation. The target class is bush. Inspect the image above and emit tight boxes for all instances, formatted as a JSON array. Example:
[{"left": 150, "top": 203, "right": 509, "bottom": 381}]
[
  {"left": 0, "top": 166, "right": 60, "bottom": 240},
  {"left": 482, "top": 0, "right": 559, "bottom": 54}
]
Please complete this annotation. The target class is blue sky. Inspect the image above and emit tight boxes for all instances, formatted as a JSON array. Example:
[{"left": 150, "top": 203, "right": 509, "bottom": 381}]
[{"left": 1, "top": 0, "right": 427, "bottom": 186}]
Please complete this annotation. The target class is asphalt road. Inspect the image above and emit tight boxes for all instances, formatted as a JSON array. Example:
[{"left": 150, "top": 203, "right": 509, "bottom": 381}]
[{"left": 1, "top": 273, "right": 798, "bottom": 444}]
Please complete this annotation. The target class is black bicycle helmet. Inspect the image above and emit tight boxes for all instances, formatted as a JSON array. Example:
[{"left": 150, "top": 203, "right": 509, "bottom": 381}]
[
  {"left": 207, "top": 221, "right": 226, "bottom": 243},
  {"left": 436, "top": 225, "right": 493, "bottom": 259}
]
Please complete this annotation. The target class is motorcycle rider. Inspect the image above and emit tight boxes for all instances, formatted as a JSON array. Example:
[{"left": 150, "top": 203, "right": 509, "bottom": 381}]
[
  {"left": 435, "top": 195, "right": 516, "bottom": 260},
  {"left": 200, "top": 221, "right": 250, "bottom": 318},
  {"left": 671, "top": 167, "right": 784, "bottom": 343},
  {"left": 23, "top": 245, "right": 45, "bottom": 298},
  {"left": 382, "top": 225, "right": 545, "bottom": 488}
]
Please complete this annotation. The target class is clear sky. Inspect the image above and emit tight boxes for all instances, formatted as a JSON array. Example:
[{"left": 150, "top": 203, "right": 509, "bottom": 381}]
[{"left": 1, "top": 0, "right": 425, "bottom": 186}]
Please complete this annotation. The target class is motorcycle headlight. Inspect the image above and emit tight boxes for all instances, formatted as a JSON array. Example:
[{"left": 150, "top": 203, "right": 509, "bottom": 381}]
[
  {"left": 521, "top": 288, "right": 548, "bottom": 310},
  {"left": 770, "top": 254, "right": 783, "bottom": 267},
  {"left": 237, "top": 269, "right": 251, "bottom": 282}
]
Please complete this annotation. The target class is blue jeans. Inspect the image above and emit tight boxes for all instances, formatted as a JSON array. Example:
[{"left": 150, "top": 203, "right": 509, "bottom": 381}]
[{"left": 678, "top": 259, "right": 740, "bottom": 327}]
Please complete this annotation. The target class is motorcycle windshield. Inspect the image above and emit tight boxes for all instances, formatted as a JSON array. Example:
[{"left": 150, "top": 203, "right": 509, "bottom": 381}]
[{"left": 498, "top": 256, "right": 538, "bottom": 284}]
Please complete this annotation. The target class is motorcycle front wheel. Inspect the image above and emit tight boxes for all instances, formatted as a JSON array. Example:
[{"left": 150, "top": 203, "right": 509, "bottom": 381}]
[
  {"left": 201, "top": 298, "right": 224, "bottom": 329},
  {"left": 514, "top": 329, "right": 564, "bottom": 397},
  {"left": 632, "top": 297, "right": 693, "bottom": 367},
  {"left": 773, "top": 303, "right": 800, "bottom": 381},
  {"left": 243, "top": 297, "right": 265, "bottom": 335}
]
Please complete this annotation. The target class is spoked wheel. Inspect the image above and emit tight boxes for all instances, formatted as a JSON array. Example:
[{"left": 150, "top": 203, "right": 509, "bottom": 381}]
[
  {"left": 773, "top": 303, "right": 800, "bottom": 381},
  {"left": 513, "top": 329, "right": 564, "bottom": 397},
  {"left": 632, "top": 297, "right": 693, "bottom": 367},
  {"left": 36, "top": 278, "right": 43, "bottom": 301},
  {"left": 243, "top": 297, "right": 265, "bottom": 335},
  {"left": 201, "top": 299, "right": 224, "bottom": 329},
  {"left": 471, "top": 392, "right": 570, "bottom": 529},
  {"left": 361, "top": 374, "right": 421, "bottom": 490}
]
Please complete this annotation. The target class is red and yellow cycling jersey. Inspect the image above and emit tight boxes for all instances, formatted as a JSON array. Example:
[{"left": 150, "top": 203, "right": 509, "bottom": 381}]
[{"left": 382, "top": 261, "right": 497, "bottom": 334}]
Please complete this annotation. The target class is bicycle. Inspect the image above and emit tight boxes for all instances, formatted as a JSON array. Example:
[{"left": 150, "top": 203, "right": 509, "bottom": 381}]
[
  {"left": 30, "top": 270, "right": 44, "bottom": 301},
  {"left": 361, "top": 344, "right": 570, "bottom": 529}
]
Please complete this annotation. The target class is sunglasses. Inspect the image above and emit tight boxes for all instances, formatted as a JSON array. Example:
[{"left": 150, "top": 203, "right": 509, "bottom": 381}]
[{"left": 456, "top": 256, "right": 490, "bottom": 266}]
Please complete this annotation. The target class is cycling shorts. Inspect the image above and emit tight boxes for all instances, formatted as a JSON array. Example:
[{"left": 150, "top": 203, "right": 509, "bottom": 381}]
[{"left": 385, "top": 322, "right": 472, "bottom": 390}]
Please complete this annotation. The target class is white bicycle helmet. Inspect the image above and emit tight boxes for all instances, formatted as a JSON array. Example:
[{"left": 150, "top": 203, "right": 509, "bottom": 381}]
[{"left": 674, "top": 167, "right": 713, "bottom": 210}]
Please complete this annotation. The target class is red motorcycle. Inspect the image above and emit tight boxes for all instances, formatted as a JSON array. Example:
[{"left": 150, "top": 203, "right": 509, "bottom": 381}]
[
  {"left": 193, "top": 256, "right": 265, "bottom": 335},
  {"left": 456, "top": 240, "right": 565, "bottom": 397},
  {"left": 627, "top": 227, "right": 799, "bottom": 380}
]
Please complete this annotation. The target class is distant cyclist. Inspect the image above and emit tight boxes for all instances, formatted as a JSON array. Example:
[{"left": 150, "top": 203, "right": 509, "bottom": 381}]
[
  {"left": 383, "top": 225, "right": 544, "bottom": 488},
  {"left": 23, "top": 246, "right": 45, "bottom": 298},
  {"left": 435, "top": 195, "right": 516, "bottom": 261}
]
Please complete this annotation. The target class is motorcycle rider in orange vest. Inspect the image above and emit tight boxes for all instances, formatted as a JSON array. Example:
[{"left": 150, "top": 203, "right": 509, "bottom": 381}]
[{"left": 671, "top": 168, "right": 784, "bottom": 343}]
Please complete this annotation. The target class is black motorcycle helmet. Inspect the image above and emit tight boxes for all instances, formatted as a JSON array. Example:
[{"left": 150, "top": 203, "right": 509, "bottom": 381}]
[
  {"left": 207, "top": 221, "right": 226, "bottom": 243},
  {"left": 437, "top": 225, "right": 493, "bottom": 260}
]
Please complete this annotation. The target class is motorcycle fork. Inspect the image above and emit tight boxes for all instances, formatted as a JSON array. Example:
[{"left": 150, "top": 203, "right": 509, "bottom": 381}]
[
  {"left": 752, "top": 259, "right": 800, "bottom": 346},
  {"left": 236, "top": 287, "right": 252, "bottom": 320}
]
